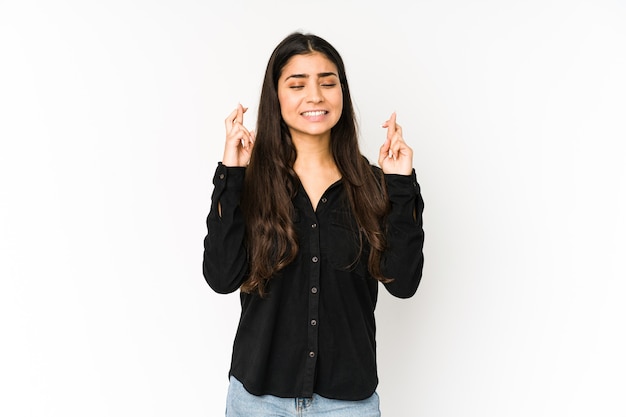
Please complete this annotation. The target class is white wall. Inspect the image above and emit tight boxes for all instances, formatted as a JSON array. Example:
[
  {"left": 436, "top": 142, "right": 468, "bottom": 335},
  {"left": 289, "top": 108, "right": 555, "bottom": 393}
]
[{"left": 1, "top": 0, "right": 625, "bottom": 415}]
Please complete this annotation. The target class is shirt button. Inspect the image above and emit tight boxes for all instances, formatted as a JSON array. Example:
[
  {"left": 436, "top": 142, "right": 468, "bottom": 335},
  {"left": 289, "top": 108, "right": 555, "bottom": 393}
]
[
  {"left": 311, "top": 287, "right": 318, "bottom": 294},
  {"left": 310, "top": 319, "right": 317, "bottom": 326},
  {"left": 311, "top": 223, "right": 317, "bottom": 229},
  {"left": 321, "top": 197, "right": 328, "bottom": 203},
  {"left": 309, "top": 351, "right": 316, "bottom": 358},
  {"left": 219, "top": 173, "right": 225, "bottom": 180},
  {"left": 312, "top": 256, "right": 318, "bottom": 263}
]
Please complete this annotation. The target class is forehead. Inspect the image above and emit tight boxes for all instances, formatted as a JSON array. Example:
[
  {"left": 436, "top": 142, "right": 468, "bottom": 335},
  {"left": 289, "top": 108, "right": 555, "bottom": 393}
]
[{"left": 280, "top": 52, "right": 338, "bottom": 78}]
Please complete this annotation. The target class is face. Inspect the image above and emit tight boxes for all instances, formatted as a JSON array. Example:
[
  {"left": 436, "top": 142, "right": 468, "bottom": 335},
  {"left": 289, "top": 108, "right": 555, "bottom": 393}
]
[{"left": 277, "top": 52, "right": 343, "bottom": 143}]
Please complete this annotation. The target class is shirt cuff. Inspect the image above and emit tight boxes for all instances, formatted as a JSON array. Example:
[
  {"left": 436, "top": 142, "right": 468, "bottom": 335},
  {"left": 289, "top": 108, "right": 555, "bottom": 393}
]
[
  {"left": 384, "top": 169, "right": 420, "bottom": 199},
  {"left": 213, "top": 162, "right": 246, "bottom": 191}
]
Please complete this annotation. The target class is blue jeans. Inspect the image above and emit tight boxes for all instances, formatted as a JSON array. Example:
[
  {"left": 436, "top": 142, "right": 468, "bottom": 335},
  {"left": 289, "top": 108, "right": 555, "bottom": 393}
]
[{"left": 226, "top": 376, "right": 381, "bottom": 417}]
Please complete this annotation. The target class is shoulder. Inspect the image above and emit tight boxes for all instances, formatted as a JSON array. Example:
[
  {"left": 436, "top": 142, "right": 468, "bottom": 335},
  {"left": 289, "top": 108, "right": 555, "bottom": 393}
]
[
  {"left": 362, "top": 156, "right": 383, "bottom": 183},
  {"left": 360, "top": 155, "right": 382, "bottom": 175},
  {"left": 358, "top": 156, "right": 385, "bottom": 194}
]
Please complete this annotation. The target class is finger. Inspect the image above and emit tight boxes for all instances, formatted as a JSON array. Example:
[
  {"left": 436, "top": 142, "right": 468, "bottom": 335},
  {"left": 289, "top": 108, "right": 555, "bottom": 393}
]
[
  {"left": 390, "top": 139, "right": 402, "bottom": 160},
  {"left": 225, "top": 107, "right": 239, "bottom": 132},
  {"left": 379, "top": 136, "right": 391, "bottom": 155},
  {"left": 386, "top": 113, "right": 398, "bottom": 157},
  {"left": 244, "top": 136, "right": 255, "bottom": 166},
  {"left": 240, "top": 128, "right": 252, "bottom": 149},
  {"left": 246, "top": 130, "right": 256, "bottom": 152},
  {"left": 386, "top": 112, "right": 397, "bottom": 138},
  {"left": 382, "top": 111, "right": 396, "bottom": 126},
  {"left": 234, "top": 124, "right": 252, "bottom": 147},
  {"left": 227, "top": 122, "right": 249, "bottom": 151},
  {"left": 378, "top": 135, "right": 391, "bottom": 166},
  {"left": 235, "top": 103, "right": 248, "bottom": 125},
  {"left": 388, "top": 123, "right": 404, "bottom": 160},
  {"left": 392, "top": 124, "right": 403, "bottom": 148},
  {"left": 226, "top": 104, "right": 248, "bottom": 130}
]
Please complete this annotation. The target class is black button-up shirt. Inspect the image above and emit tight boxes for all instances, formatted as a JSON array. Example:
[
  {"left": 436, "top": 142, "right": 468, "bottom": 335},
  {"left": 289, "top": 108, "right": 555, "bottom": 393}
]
[{"left": 203, "top": 163, "right": 424, "bottom": 400}]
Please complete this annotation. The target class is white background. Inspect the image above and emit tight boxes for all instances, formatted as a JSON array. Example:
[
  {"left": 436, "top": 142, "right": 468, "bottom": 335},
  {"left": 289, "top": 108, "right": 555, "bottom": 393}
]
[{"left": 1, "top": 0, "right": 625, "bottom": 416}]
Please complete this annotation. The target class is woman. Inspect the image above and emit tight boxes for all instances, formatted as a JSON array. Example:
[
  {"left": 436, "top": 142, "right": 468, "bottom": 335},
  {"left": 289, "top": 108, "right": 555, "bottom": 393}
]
[{"left": 203, "top": 32, "right": 424, "bottom": 416}]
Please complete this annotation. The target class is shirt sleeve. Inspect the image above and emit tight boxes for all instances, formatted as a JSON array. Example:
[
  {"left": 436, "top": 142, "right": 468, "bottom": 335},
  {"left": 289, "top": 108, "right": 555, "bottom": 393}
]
[
  {"left": 381, "top": 169, "right": 425, "bottom": 298},
  {"left": 202, "top": 163, "right": 249, "bottom": 294}
]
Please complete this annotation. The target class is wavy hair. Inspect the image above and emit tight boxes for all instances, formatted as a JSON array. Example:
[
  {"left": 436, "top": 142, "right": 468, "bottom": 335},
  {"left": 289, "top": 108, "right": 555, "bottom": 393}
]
[{"left": 240, "top": 32, "right": 391, "bottom": 295}]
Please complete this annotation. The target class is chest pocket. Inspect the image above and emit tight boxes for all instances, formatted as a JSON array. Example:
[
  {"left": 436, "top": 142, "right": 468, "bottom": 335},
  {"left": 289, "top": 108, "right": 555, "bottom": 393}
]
[{"left": 326, "top": 210, "right": 367, "bottom": 277}]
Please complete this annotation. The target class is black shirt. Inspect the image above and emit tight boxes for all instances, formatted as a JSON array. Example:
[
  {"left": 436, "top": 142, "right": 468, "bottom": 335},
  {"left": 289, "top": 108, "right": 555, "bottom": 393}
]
[{"left": 203, "top": 162, "right": 424, "bottom": 400}]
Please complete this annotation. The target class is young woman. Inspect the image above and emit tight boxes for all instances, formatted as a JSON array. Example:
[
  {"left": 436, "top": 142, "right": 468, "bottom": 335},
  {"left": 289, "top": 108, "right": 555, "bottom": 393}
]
[{"left": 203, "top": 32, "right": 424, "bottom": 417}]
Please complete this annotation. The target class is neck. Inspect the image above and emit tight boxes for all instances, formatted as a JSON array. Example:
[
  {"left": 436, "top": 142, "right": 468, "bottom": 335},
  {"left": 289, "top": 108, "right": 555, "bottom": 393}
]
[{"left": 292, "top": 133, "right": 334, "bottom": 170}]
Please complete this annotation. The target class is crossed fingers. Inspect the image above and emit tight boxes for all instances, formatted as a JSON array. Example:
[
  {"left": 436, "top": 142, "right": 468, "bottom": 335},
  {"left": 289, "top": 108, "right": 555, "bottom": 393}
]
[
  {"left": 379, "top": 112, "right": 413, "bottom": 175},
  {"left": 225, "top": 103, "right": 254, "bottom": 150}
]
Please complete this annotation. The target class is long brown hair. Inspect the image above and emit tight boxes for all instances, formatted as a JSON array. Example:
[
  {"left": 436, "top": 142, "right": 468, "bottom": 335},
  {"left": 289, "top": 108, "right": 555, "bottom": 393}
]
[{"left": 240, "top": 32, "right": 391, "bottom": 295}]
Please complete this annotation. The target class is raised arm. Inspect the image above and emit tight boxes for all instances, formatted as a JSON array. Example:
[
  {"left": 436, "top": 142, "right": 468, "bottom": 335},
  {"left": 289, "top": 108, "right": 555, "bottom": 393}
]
[
  {"left": 202, "top": 104, "right": 255, "bottom": 293},
  {"left": 378, "top": 112, "right": 425, "bottom": 298}
]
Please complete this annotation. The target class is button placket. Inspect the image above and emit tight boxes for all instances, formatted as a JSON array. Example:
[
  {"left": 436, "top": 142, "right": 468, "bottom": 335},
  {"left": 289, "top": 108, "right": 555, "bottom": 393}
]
[{"left": 303, "top": 207, "right": 321, "bottom": 396}]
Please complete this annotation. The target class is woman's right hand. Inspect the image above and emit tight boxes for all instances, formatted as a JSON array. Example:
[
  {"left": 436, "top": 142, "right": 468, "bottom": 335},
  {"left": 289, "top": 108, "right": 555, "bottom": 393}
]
[{"left": 222, "top": 103, "right": 255, "bottom": 167}]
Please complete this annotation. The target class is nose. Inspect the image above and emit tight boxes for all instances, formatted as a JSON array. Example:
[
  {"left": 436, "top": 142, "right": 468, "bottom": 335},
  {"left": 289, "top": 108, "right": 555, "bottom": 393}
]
[{"left": 306, "top": 84, "right": 324, "bottom": 103}]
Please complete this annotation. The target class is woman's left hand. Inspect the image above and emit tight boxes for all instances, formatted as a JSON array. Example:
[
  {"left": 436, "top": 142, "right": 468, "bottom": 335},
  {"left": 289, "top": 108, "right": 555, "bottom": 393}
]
[{"left": 378, "top": 112, "right": 413, "bottom": 175}]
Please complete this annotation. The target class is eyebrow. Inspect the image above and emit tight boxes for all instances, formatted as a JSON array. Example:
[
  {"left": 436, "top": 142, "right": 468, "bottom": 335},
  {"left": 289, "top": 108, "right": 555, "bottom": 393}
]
[{"left": 284, "top": 72, "right": 338, "bottom": 81}]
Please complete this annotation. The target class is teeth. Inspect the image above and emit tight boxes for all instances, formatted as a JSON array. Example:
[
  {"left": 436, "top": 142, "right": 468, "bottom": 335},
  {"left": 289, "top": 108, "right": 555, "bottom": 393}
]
[{"left": 302, "top": 111, "right": 326, "bottom": 117}]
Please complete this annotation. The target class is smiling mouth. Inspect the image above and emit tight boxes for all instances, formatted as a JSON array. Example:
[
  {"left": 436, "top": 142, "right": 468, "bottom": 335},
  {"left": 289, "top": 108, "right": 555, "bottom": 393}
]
[{"left": 301, "top": 110, "right": 328, "bottom": 117}]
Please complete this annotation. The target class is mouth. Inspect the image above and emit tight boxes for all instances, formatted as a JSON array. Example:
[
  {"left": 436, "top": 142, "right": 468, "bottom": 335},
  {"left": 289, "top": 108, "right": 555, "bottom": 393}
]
[{"left": 300, "top": 110, "right": 328, "bottom": 117}]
